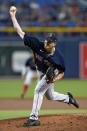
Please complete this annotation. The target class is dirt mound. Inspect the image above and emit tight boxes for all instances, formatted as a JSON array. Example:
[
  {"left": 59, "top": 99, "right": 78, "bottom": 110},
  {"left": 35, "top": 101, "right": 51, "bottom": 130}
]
[{"left": 0, "top": 114, "right": 87, "bottom": 131}]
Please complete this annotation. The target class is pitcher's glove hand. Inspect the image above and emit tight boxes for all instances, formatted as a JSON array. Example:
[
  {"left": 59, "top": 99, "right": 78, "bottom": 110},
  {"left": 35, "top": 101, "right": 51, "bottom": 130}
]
[{"left": 46, "top": 67, "right": 59, "bottom": 83}]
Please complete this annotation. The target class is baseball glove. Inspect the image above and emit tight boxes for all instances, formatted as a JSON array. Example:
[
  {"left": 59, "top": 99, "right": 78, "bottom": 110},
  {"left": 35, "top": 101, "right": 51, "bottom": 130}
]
[{"left": 46, "top": 67, "right": 59, "bottom": 83}]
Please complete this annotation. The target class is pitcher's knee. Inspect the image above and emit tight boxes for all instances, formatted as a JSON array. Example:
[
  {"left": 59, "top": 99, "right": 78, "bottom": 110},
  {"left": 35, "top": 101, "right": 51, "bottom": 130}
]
[
  {"left": 34, "top": 87, "right": 44, "bottom": 94},
  {"left": 46, "top": 95, "right": 54, "bottom": 100}
]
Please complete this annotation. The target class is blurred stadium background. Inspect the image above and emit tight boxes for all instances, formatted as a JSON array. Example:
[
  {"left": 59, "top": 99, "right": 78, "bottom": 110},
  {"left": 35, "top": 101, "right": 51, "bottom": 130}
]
[{"left": 0, "top": 0, "right": 87, "bottom": 79}]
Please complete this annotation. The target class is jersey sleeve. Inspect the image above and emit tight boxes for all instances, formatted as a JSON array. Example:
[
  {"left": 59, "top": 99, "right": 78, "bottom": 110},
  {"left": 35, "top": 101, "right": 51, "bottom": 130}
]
[{"left": 24, "top": 33, "right": 40, "bottom": 51}]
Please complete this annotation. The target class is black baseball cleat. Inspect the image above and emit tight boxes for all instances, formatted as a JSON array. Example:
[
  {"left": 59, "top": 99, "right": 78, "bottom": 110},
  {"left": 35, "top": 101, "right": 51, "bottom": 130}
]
[
  {"left": 67, "top": 92, "right": 79, "bottom": 108},
  {"left": 22, "top": 119, "right": 40, "bottom": 127}
]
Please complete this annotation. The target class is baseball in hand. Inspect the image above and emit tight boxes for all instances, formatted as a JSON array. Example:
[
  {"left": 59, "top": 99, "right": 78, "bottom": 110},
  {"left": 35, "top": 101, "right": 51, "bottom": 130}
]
[{"left": 10, "top": 6, "right": 17, "bottom": 12}]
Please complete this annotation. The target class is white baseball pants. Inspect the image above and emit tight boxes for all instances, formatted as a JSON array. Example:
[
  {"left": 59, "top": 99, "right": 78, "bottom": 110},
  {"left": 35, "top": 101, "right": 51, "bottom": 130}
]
[
  {"left": 30, "top": 70, "right": 69, "bottom": 120},
  {"left": 24, "top": 68, "right": 36, "bottom": 85}
]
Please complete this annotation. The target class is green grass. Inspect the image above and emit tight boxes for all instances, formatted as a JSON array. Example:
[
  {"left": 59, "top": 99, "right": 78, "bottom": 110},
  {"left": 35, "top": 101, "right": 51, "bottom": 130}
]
[
  {"left": 55, "top": 79, "right": 87, "bottom": 97},
  {"left": 0, "top": 109, "right": 87, "bottom": 120},
  {"left": 0, "top": 79, "right": 87, "bottom": 98},
  {"left": 0, "top": 79, "right": 36, "bottom": 98}
]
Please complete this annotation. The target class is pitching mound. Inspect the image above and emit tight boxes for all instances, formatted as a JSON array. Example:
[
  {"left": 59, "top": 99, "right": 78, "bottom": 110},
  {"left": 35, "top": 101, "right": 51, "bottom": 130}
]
[{"left": 0, "top": 114, "right": 87, "bottom": 131}]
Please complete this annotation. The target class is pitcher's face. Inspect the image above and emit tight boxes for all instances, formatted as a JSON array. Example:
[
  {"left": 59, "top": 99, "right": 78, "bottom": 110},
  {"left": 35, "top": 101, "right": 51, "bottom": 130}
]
[{"left": 44, "top": 40, "right": 56, "bottom": 54}]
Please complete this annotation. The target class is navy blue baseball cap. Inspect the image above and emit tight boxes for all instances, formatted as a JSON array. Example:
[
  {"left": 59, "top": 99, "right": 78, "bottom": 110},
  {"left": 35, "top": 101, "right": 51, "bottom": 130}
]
[{"left": 46, "top": 33, "right": 57, "bottom": 43}]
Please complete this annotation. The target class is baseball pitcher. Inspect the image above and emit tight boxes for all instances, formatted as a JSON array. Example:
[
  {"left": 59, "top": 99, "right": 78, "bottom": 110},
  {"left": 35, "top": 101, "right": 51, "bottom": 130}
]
[{"left": 9, "top": 6, "right": 79, "bottom": 127}]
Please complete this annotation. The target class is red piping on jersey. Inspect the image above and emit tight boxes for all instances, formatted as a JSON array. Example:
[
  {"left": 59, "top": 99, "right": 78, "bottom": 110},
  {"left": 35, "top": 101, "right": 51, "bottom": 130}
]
[{"left": 35, "top": 93, "right": 39, "bottom": 113}]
